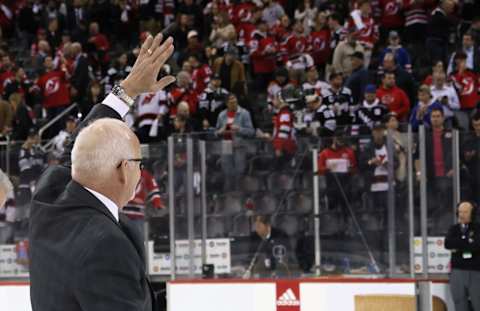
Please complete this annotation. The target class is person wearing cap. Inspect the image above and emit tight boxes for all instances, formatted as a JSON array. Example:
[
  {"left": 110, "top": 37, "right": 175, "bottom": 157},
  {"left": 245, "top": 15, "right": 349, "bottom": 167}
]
[
  {"left": 331, "top": 26, "right": 365, "bottom": 77},
  {"left": 198, "top": 73, "right": 229, "bottom": 130},
  {"left": 345, "top": 51, "right": 370, "bottom": 106},
  {"left": 379, "top": 31, "right": 412, "bottom": 73},
  {"left": 212, "top": 44, "right": 247, "bottom": 92},
  {"left": 177, "top": 30, "right": 205, "bottom": 66},
  {"left": 409, "top": 84, "right": 443, "bottom": 131},
  {"left": 356, "top": 84, "right": 389, "bottom": 133},
  {"left": 360, "top": 121, "right": 398, "bottom": 230},
  {"left": 299, "top": 94, "right": 336, "bottom": 137}
]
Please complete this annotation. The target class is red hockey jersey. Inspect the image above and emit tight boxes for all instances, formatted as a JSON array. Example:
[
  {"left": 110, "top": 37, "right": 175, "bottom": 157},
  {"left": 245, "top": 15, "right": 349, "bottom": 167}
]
[
  {"left": 122, "top": 170, "right": 163, "bottom": 220},
  {"left": 308, "top": 29, "right": 331, "bottom": 66},
  {"left": 451, "top": 70, "right": 480, "bottom": 110},
  {"left": 379, "top": 0, "right": 405, "bottom": 29},
  {"left": 347, "top": 15, "right": 379, "bottom": 48},
  {"left": 273, "top": 106, "right": 297, "bottom": 154},
  {"left": 36, "top": 70, "right": 70, "bottom": 108},
  {"left": 192, "top": 64, "right": 212, "bottom": 94},
  {"left": 249, "top": 31, "right": 278, "bottom": 74}
]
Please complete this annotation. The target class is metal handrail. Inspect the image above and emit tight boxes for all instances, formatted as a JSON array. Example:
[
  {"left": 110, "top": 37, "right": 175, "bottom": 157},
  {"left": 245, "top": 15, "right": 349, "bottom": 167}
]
[{"left": 38, "top": 103, "right": 78, "bottom": 139}]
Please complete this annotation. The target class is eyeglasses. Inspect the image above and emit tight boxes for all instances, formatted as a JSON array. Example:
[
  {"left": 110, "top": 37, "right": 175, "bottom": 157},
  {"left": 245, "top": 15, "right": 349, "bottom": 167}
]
[{"left": 117, "top": 158, "right": 144, "bottom": 170}]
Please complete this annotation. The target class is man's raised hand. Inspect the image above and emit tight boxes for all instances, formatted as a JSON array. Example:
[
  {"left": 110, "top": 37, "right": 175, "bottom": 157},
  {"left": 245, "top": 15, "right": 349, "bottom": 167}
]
[{"left": 121, "top": 33, "right": 176, "bottom": 98}]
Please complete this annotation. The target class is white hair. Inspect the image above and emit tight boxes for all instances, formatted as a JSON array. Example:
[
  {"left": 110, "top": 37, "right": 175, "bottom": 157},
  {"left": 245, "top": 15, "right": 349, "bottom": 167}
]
[
  {"left": 0, "top": 169, "right": 13, "bottom": 198},
  {"left": 71, "top": 118, "right": 137, "bottom": 182}
]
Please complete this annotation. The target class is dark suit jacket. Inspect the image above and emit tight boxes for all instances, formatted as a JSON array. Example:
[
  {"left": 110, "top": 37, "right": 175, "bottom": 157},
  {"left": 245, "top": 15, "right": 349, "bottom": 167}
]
[
  {"left": 29, "top": 103, "right": 157, "bottom": 311},
  {"left": 71, "top": 55, "right": 90, "bottom": 100}
]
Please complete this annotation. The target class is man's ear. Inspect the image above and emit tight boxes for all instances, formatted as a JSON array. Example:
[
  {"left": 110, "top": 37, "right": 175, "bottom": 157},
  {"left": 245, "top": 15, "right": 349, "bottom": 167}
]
[{"left": 117, "top": 160, "right": 128, "bottom": 185}]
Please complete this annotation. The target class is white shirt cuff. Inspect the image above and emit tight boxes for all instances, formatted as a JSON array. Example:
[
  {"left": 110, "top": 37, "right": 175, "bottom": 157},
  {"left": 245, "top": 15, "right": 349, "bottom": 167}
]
[{"left": 101, "top": 93, "right": 130, "bottom": 118}]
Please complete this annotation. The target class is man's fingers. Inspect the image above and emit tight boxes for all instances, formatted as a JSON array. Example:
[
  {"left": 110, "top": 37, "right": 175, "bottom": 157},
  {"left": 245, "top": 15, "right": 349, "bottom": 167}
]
[
  {"left": 148, "top": 33, "right": 164, "bottom": 56},
  {"left": 153, "top": 44, "right": 175, "bottom": 70},
  {"left": 138, "top": 35, "right": 154, "bottom": 60},
  {"left": 152, "top": 76, "right": 176, "bottom": 92},
  {"left": 151, "top": 37, "right": 174, "bottom": 64}
]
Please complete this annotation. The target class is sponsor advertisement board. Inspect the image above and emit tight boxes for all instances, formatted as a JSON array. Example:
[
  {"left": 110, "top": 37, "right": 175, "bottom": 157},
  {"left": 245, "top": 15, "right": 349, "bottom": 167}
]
[
  {"left": 148, "top": 239, "right": 231, "bottom": 275},
  {"left": 414, "top": 237, "right": 451, "bottom": 274}
]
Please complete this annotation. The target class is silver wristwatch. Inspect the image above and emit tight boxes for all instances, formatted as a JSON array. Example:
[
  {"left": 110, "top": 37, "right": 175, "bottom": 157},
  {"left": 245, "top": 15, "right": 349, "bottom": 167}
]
[{"left": 112, "top": 84, "right": 135, "bottom": 107}]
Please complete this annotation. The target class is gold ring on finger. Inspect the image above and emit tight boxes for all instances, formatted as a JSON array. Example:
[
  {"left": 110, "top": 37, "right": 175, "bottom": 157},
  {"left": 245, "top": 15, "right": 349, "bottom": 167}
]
[{"left": 147, "top": 49, "right": 153, "bottom": 55}]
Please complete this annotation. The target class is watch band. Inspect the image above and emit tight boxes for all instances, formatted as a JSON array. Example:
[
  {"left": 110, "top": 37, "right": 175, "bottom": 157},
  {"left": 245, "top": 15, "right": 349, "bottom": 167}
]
[{"left": 112, "top": 84, "right": 135, "bottom": 107}]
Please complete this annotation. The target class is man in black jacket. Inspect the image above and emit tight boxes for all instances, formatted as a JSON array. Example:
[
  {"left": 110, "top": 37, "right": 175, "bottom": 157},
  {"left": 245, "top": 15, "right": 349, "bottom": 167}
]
[
  {"left": 445, "top": 201, "right": 480, "bottom": 311},
  {"left": 29, "top": 33, "right": 176, "bottom": 311}
]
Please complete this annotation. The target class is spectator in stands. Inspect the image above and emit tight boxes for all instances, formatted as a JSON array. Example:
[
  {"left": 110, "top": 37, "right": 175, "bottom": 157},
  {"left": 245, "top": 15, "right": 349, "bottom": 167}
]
[
  {"left": 171, "top": 13, "right": 192, "bottom": 53},
  {"left": 378, "top": 0, "right": 404, "bottom": 42},
  {"left": 18, "top": 129, "right": 46, "bottom": 215},
  {"left": 70, "top": 42, "right": 90, "bottom": 103},
  {"left": 294, "top": 0, "right": 317, "bottom": 35},
  {"left": 462, "top": 112, "right": 480, "bottom": 205},
  {"left": 10, "top": 93, "right": 35, "bottom": 141},
  {"left": 215, "top": 93, "right": 255, "bottom": 191},
  {"left": 360, "top": 122, "right": 396, "bottom": 224},
  {"left": 345, "top": 51, "right": 370, "bottom": 106},
  {"left": 51, "top": 116, "right": 77, "bottom": 161},
  {"left": 35, "top": 55, "right": 71, "bottom": 137},
  {"left": 309, "top": 11, "right": 331, "bottom": 73},
  {"left": 267, "top": 67, "right": 289, "bottom": 107},
  {"left": 445, "top": 201, "right": 480, "bottom": 311},
  {"left": 134, "top": 88, "right": 169, "bottom": 144},
  {"left": 321, "top": 71, "right": 355, "bottom": 127},
  {"left": 376, "top": 72, "right": 410, "bottom": 121},
  {"left": 250, "top": 19, "right": 278, "bottom": 92},
  {"left": 46, "top": 17, "right": 61, "bottom": 50},
  {"left": 269, "top": 87, "right": 298, "bottom": 169},
  {"left": 0, "top": 169, "right": 14, "bottom": 244},
  {"left": 379, "top": 52, "right": 416, "bottom": 104},
  {"left": 385, "top": 112, "right": 407, "bottom": 183},
  {"left": 415, "top": 108, "right": 453, "bottom": 213},
  {"left": 447, "top": 32, "right": 479, "bottom": 74},
  {"left": 177, "top": 0, "right": 203, "bottom": 33},
  {"left": 469, "top": 16, "right": 480, "bottom": 52},
  {"left": 169, "top": 71, "right": 199, "bottom": 117},
  {"left": 380, "top": 31, "right": 412, "bottom": 73},
  {"left": 332, "top": 27, "right": 365, "bottom": 77},
  {"left": 347, "top": 0, "right": 378, "bottom": 68},
  {"left": 87, "top": 22, "right": 110, "bottom": 71},
  {"left": 32, "top": 40, "right": 51, "bottom": 75},
  {"left": 327, "top": 13, "right": 345, "bottom": 54},
  {"left": 0, "top": 53, "right": 14, "bottom": 98},
  {"left": 248, "top": 214, "right": 290, "bottom": 275},
  {"left": 450, "top": 52, "right": 479, "bottom": 131},
  {"left": 262, "top": 0, "right": 286, "bottom": 27},
  {"left": 356, "top": 84, "right": 389, "bottom": 134},
  {"left": 189, "top": 53, "right": 212, "bottom": 94},
  {"left": 199, "top": 74, "right": 229, "bottom": 131},
  {"left": 121, "top": 168, "right": 164, "bottom": 236},
  {"left": 213, "top": 45, "right": 246, "bottom": 92},
  {"left": 178, "top": 30, "right": 205, "bottom": 67},
  {"left": 410, "top": 85, "right": 443, "bottom": 131},
  {"left": 426, "top": 0, "right": 456, "bottom": 65},
  {"left": 161, "top": 101, "right": 193, "bottom": 141},
  {"left": 80, "top": 80, "right": 103, "bottom": 118},
  {"left": 430, "top": 69, "right": 460, "bottom": 127},
  {"left": 103, "top": 52, "right": 132, "bottom": 95},
  {"left": 318, "top": 129, "right": 358, "bottom": 227},
  {"left": 302, "top": 66, "right": 329, "bottom": 96},
  {"left": 209, "top": 11, "right": 236, "bottom": 49},
  {"left": 65, "top": 0, "right": 89, "bottom": 41},
  {"left": 298, "top": 94, "right": 336, "bottom": 137}
]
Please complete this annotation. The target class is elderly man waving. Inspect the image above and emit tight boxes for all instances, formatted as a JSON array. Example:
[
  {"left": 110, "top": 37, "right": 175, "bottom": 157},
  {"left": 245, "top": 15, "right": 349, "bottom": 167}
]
[{"left": 29, "top": 34, "right": 175, "bottom": 311}]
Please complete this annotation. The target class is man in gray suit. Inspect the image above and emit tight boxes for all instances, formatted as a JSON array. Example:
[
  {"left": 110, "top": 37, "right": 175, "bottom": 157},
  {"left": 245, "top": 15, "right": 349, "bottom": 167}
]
[{"left": 29, "top": 33, "right": 175, "bottom": 311}]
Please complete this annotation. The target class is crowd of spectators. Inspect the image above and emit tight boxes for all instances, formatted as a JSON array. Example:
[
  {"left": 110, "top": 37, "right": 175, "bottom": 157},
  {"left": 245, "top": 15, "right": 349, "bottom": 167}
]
[{"left": 0, "top": 0, "right": 479, "bottom": 248}]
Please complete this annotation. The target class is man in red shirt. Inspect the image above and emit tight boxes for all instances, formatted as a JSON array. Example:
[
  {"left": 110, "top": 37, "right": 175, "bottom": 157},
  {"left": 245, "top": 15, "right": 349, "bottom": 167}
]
[
  {"left": 168, "top": 70, "right": 199, "bottom": 117},
  {"left": 249, "top": 19, "right": 278, "bottom": 92},
  {"left": 450, "top": 52, "right": 479, "bottom": 130},
  {"left": 88, "top": 22, "right": 110, "bottom": 69},
  {"left": 280, "top": 20, "right": 309, "bottom": 65},
  {"left": 35, "top": 56, "right": 71, "bottom": 137},
  {"left": 376, "top": 72, "right": 410, "bottom": 121}
]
